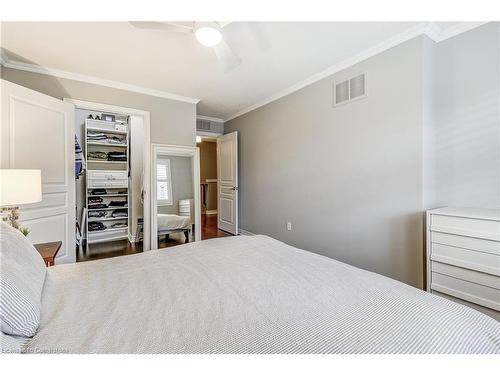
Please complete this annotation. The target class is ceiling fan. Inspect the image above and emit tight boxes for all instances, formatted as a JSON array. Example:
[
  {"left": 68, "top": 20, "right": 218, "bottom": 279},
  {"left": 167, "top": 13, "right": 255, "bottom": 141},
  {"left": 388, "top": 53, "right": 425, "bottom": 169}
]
[{"left": 129, "top": 21, "right": 241, "bottom": 73}]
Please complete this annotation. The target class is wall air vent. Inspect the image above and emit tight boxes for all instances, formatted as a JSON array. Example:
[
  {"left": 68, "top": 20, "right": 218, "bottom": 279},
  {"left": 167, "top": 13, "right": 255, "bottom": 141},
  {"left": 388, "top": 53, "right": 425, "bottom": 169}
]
[
  {"left": 333, "top": 73, "right": 366, "bottom": 106},
  {"left": 196, "top": 117, "right": 224, "bottom": 134}
]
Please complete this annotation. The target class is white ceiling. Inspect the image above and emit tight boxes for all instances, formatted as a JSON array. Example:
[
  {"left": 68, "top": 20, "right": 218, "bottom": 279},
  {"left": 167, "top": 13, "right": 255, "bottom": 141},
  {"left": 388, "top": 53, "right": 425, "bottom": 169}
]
[{"left": 1, "top": 22, "right": 474, "bottom": 120}]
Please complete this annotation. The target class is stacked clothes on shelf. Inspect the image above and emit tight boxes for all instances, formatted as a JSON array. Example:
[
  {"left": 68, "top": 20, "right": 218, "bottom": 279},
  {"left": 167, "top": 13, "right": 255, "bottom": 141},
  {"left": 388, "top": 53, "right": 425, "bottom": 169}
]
[
  {"left": 88, "top": 222, "right": 106, "bottom": 232},
  {"left": 109, "top": 200, "right": 128, "bottom": 207},
  {"left": 90, "top": 188, "right": 107, "bottom": 195},
  {"left": 107, "top": 135, "right": 127, "bottom": 145},
  {"left": 87, "top": 131, "right": 127, "bottom": 145},
  {"left": 88, "top": 196, "right": 108, "bottom": 209},
  {"left": 88, "top": 151, "right": 107, "bottom": 161},
  {"left": 107, "top": 151, "right": 127, "bottom": 162},
  {"left": 87, "top": 151, "right": 127, "bottom": 162},
  {"left": 111, "top": 222, "right": 127, "bottom": 229},
  {"left": 87, "top": 131, "right": 107, "bottom": 142},
  {"left": 111, "top": 209, "right": 128, "bottom": 218},
  {"left": 88, "top": 210, "right": 107, "bottom": 218}
]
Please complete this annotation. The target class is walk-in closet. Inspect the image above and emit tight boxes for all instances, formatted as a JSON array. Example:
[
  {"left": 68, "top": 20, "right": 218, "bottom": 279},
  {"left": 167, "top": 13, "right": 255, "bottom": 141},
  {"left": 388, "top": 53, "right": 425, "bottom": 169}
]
[{"left": 74, "top": 105, "right": 146, "bottom": 261}]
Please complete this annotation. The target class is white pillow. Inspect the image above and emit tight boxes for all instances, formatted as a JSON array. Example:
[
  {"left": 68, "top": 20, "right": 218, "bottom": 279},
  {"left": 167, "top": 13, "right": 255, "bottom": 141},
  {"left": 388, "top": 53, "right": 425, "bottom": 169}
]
[{"left": 0, "top": 222, "right": 46, "bottom": 337}]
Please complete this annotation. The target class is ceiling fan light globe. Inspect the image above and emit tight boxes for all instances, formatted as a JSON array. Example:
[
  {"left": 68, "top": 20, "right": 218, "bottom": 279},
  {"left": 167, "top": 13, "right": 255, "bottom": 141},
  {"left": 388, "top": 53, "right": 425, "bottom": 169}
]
[{"left": 195, "top": 27, "right": 222, "bottom": 47}]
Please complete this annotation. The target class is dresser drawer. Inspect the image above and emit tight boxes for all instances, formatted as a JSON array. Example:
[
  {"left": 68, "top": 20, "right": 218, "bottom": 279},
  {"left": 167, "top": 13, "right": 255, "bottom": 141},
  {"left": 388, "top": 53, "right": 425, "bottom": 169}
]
[
  {"left": 431, "top": 271, "right": 500, "bottom": 311},
  {"left": 431, "top": 232, "right": 500, "bottom": 255},
  {"left": 87, "top": 170, "right": 128, "bottom": 180},
  {"left": 430, "top": 243, "right": 500, "bottom": 276},
  {"left": 87, "top": 180, "right": 128, "bottom": 189},
  {"left": 431, "top": 261, "right": 500, "bottom": 289},
  {"left": 431, "top": 214, "right": 500, "bottom": 241}
]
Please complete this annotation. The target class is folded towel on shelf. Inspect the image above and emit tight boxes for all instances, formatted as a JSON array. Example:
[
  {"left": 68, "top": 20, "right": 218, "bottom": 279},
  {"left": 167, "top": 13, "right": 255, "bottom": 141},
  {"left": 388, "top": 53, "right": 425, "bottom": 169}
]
[
  {"left": 111, "top": 209, "right": 128, "bottom": 218},
  {"left": 88, "top": 222, "right": 107, "bottom": 231},
  {"left": 88, "top": 210, "right": 107, "bottom": 218}
]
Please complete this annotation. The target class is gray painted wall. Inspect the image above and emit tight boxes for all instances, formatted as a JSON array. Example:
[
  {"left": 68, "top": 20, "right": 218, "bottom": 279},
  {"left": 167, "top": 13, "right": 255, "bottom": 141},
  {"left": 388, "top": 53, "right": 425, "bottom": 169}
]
[
  {"left": 157, "top": 155, "right": 194, "bottom": 215},
  {"left": 226, "top": 36, "right": 427, "bottom": 288},
  {"left": 432, "top": 23, "right": 500, "bottom": 208},
  {"left": 225, "top": 23, "right": 500, "bottom": 289},
  {"left": 1, "top": 67, "right": 197, "bottom": 146}
]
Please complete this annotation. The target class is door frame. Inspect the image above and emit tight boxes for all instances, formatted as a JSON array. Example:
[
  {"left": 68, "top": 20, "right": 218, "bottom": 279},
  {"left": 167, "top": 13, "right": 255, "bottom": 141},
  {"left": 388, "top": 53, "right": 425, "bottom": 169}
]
[
  {"left": 151, "top": 144, "right": 201, "bottom": 249},
  {"left": 63, "top": 98, "right": 152, "bottom": 251},
  {"left": 197, "top": 132, "right": 221, "bottom": 215}
]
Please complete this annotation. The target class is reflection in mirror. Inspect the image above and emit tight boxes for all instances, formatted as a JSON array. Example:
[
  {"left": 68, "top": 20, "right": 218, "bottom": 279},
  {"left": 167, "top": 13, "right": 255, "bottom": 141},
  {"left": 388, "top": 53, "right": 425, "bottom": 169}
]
[{"left": 155, "top": 155, "right": 195, "bottom": 248}]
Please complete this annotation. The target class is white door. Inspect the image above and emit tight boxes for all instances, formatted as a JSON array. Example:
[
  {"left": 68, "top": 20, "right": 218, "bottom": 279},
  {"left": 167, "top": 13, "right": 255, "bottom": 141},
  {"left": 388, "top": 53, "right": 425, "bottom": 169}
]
[
  {"left": 1, "top": 80, "right": 76, "bottom": 263},
  {"left": 217, "top": 131, "right": 238, "bottom": 235}
]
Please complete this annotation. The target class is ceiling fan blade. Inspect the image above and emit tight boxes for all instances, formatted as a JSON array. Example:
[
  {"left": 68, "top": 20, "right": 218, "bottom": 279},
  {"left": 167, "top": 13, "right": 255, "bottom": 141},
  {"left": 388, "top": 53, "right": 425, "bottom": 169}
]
[
  {"left": 129, "top": 21, "right": 192, "bottom": 33},
  {"left": 213, "top": 40, "right": 242, "bottom": 73}
]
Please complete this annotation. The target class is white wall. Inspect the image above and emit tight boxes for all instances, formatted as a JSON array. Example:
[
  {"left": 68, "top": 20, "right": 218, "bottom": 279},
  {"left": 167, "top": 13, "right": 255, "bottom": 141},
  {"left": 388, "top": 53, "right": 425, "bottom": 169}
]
[{"left": 432, "top": 23, "right": 500, "bottom": 209}]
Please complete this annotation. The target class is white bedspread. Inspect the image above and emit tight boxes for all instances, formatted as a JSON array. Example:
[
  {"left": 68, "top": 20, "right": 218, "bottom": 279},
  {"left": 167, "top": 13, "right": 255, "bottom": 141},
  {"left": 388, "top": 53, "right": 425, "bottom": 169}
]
[
  {"left": 157, "top": 214, "right": 190, "bottom": 231},
  {"left": 28, "top": 235, "right": 500, "bottom": 354}
]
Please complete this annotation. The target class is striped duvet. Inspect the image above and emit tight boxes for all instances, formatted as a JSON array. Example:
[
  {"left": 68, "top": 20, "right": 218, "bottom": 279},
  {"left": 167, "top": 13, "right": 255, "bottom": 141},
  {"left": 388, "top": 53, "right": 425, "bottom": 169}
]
[{"left": 27, "top": 235, "right": 500, "bottom": 354}]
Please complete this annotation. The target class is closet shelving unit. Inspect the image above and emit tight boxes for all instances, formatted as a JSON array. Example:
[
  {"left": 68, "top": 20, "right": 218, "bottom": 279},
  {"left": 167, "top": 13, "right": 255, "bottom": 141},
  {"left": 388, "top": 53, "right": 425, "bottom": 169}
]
[{"left": 84, "top": 118, "right": 130, "bottom": 250}]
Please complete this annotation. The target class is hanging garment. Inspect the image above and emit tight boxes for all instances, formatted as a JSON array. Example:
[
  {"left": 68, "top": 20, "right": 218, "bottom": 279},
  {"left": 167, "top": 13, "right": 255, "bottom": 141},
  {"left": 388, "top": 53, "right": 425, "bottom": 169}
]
[{"left": 75, "top": 135, "right": 86, "bottom": 179}]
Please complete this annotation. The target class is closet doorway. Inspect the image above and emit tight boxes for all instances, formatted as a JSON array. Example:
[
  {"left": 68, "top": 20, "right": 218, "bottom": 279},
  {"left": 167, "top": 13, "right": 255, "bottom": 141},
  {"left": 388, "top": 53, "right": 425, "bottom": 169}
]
[
  {"left": 196, "top": 133, "right": 232, "bottom": 239},
  {"left": 65, "top": 99, "right": 151, "bottom": 261}
]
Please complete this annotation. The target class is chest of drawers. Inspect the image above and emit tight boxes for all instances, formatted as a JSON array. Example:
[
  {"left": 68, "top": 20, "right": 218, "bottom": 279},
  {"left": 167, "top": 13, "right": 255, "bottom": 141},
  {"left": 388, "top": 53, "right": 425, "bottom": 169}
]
[{"left": 426, "top": 207, "right": 500, "bottom": 320}]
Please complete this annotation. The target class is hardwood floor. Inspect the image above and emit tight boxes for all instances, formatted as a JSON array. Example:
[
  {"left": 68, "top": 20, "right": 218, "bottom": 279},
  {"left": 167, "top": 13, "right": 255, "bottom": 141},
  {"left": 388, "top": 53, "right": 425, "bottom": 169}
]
[
  {"left": 77, "top": 214, "right": 231, "bottom": 262},
  {"left": 201, "top": 213, "right": 231, "bottom": 240}
]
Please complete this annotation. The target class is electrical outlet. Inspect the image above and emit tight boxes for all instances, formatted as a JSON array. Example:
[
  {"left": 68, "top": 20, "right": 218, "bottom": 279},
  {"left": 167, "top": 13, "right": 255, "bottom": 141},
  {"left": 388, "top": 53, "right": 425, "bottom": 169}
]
[{"left": 286, "top": 222, "right": 292, "bottom": 231}]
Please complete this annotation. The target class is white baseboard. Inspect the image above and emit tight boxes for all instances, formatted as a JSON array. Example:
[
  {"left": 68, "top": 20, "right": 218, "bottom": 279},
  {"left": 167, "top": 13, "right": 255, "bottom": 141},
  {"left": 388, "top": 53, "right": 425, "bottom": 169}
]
[
  {"left": 205, "top": 210, "right": 218, "bottom": 215},
  {"left": 239, "top": 229, "right": 256, "bottom": 236}
]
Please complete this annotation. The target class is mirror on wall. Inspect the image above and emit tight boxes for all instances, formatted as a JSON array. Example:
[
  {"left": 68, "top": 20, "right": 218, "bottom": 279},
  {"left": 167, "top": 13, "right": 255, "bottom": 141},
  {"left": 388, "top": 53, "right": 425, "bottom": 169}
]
[{"left": 151, "top": 145, "right": 200, "bottom": 249}]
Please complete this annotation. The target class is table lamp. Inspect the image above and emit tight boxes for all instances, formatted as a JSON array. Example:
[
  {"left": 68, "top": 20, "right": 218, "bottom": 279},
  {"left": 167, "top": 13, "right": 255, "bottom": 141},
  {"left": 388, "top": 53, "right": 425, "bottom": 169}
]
[{"left": 0, "top": 169, "right": 42, "bottom": 229}]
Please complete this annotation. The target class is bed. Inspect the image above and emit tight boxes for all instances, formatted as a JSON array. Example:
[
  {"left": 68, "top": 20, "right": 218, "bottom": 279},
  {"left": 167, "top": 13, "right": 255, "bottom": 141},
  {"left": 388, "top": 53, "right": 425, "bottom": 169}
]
[
  {"left": 157, "top": 213, "right": 191, "bottom": 242},
  {"left": 4, "top": 234, "right": 495, "bottom": 354}
]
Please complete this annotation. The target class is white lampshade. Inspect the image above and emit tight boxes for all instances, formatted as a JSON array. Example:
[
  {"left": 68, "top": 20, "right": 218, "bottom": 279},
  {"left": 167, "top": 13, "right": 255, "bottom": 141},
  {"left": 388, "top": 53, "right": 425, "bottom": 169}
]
[{"left": 0, "top": 169, "right": 42, "bottom": 206}]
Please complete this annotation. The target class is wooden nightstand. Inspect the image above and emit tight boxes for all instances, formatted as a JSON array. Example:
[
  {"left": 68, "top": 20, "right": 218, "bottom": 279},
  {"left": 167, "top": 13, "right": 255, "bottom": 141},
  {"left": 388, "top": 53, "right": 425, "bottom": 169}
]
[{"left": 34, "top": 241, "right": 62, "bottom": 267}]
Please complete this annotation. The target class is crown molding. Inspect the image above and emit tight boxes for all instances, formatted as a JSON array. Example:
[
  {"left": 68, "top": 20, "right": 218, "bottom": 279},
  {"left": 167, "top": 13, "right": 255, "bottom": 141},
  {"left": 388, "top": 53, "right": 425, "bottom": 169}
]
[
  {"left": 224, "top": 22, "right": 489, "bottom": 122},
  {"left": 0, "top": 55, "right": 200, "bottom": 105},
  {"left": 429, "top": 21, "right": 489, "bottom": 42},
  {"left": 196, "top": 115, "right": 225, "bottom": 123}
]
